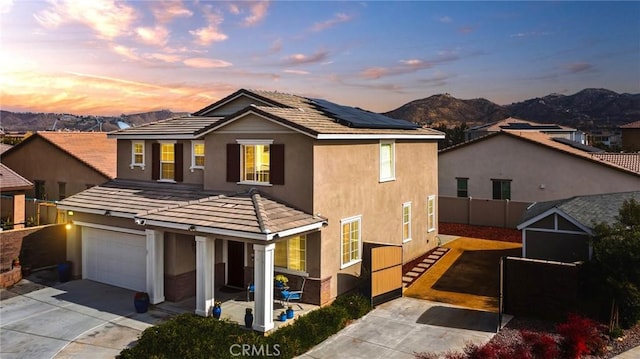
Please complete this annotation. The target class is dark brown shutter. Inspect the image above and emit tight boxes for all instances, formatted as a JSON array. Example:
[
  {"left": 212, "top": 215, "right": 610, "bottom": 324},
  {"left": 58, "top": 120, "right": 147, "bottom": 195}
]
[
  {"left": 151, "top": 143, "right": 160, "bottom": 180},
  {"left": 270, "top": 144, "right": 285, "bottom": 185},
  {"left": 226, "top": 143, "right": 241, "bottom": 182},
  {"left": 174, "top": 143, "right": 183, "bottom": 182}
]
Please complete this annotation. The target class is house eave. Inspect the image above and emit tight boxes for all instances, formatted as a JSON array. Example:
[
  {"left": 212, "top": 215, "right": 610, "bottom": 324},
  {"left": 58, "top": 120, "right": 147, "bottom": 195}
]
[
  {"left": 107, "top": 134, "right": 200, "bottom": 140},
  {"left": 316, "top": 133, "right": 445, "bottom": 140},
  {"left": 56, "top": 204, "right": 136, "bottom": 219}
]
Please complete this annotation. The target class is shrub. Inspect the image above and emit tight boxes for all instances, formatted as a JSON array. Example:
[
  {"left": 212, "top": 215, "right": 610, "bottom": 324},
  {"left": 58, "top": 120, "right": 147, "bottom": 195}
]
[
  {"left": 332, "top": 293, "right": 372, "bottom": 319},
  {"left": 556, "top": 313, "right": 605, "bottom": 359},
  {"left": 519, "top": 330, "right": 559, "bottom": 359},
  {"left": 609, "top": 326, "right": 624, "bottom": 339}
]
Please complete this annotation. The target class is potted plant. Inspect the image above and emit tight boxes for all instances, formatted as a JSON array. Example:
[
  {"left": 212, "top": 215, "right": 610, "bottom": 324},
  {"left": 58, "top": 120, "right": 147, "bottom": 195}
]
[
  {"left": 212, "top": 301, "right": 222, "bottom": 319},
  {"left": 244, "top": 308, "right": 253, "bottom": 328},
  {"left": 274, "top": 274, "right": 289, "bottom": 288},
  {"left": 134, "top": 292, "right": 149, "bottom": 313},
  {"left": 278, "top": 311, "right": 287, "bottom": 321},
  {"left": 286, "top": 305, "right": 294, "bottom": 319}
]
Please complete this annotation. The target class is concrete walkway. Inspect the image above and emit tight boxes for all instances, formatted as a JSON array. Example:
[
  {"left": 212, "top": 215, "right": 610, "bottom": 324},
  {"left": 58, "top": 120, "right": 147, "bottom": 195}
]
[
  {"left": 299, "top": 297, "right": 500, "bottom": 359},
  {"left": 612, "top": 345, "right": 640, "bottom": 358}
]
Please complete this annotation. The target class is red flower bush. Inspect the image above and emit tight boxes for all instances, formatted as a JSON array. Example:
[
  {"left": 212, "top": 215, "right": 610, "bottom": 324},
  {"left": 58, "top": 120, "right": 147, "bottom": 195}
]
[{"left": 555, "top": 314, "right": 605, "bottom": 359}]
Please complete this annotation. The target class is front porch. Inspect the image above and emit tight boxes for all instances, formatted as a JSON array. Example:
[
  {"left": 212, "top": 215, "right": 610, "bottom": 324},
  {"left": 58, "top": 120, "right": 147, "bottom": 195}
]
[{"left": 158, "top": 286, "right": 320, "bottom": 331}]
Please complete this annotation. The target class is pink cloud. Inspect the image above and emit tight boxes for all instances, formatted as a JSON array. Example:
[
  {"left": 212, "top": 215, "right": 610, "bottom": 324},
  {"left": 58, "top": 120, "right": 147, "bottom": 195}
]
[
  {"left": 311, "top": 13, "right": 353, "bottom": 32},
  {"left": 241, "top": 1, "right": 270, "bottom": 27},
  {"left": 183, "top": 57, "right": 232, "bottom": 68},
  {"left": 34, "top": 0, "right": 137, "bottom": 40},
  {"left": 566, "top": 62, "right": 594, "bottom": 73},
  {"left": 136, "top": 26, "right": 170, "bottom": 47},
  {"left": 190, "top": 10, "right": 228, "bottom": 45},
  {"left": 283, "top": 50, "right": 329, "bottom": 65},
  {"left": 152, "top": 1, "right": 193, "bottom": 23}
]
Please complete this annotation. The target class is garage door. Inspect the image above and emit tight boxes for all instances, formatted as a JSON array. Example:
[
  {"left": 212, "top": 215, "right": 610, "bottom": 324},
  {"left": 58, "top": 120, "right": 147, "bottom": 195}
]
[{"left": 82, "top": 227, "right": 146, "bottom": 291}]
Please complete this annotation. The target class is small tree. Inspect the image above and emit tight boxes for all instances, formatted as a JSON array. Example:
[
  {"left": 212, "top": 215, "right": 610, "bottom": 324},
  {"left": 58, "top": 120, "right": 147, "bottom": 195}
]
[{"left": 591, "top": 198, "right": 640, "bottom": 329}]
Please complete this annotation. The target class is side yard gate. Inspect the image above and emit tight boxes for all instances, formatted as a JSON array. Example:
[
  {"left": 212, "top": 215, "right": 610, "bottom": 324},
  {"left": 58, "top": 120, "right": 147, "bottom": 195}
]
[{"left": 364, "top": 243, "right": 403, "bottom": 306}]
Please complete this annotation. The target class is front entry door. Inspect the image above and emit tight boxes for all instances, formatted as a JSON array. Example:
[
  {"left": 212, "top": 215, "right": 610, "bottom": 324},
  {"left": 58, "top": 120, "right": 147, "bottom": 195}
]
[{"left": 227, "top": 240, "right": 245, "bottom": 288}]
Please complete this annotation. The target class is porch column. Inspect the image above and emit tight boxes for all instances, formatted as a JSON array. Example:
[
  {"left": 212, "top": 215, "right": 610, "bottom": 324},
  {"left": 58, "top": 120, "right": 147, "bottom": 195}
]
[
  {"left": 13, "top": 193, "right": 25, "bottom": 229},
  {"left": 195, "top": 236, "right": 215, "bottom": 316},
  {"left": 146, "top": 229, "right": 164, "bottom": 304},
  {"left": 253, "top": 243, "right": 275, "bottom": 332}
]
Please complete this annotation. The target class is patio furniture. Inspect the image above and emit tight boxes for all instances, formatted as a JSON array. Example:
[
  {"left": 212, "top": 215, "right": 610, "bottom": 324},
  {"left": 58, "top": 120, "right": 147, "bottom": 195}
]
[{"left": 280, "top": 276, "right": 306, "bottom": 309}]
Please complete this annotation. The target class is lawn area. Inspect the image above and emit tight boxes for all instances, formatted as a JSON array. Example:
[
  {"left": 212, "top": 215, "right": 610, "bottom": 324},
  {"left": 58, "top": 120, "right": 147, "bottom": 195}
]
[{"left": 404, "top": 237, "right": 522, "bottom": 312}]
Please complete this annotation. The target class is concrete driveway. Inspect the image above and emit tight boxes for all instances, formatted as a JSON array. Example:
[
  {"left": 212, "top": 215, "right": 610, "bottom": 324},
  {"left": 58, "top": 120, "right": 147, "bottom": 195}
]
[
  {"left": 1, "top": 276, "right": 177, "bottom": 359},
  {"left": 299, "top": 297, "right": 502, "bottom": 359}
]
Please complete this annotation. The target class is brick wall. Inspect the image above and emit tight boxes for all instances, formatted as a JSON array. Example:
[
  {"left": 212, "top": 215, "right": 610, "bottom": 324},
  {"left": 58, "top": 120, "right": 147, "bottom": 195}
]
[
  {"left": 0, "top": 224, "right": 66, "bottom": 272},
  {"left": 0, "top": 267, "right": 22, "bottom": 288}
]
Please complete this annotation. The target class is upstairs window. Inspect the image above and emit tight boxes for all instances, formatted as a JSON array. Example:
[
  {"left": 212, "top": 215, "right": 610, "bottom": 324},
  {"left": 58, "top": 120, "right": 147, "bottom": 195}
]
[
  {"left": 34, "top": 180, "right": 46, "bottom": 200},
  {"left": 427, "top": 195, "right": 435, "bottom": 232},
  {"left": 191, "top": 141, "right": 205, "bottom": 171},
  {"left": 226, "top": 141, "right": 284, "bottom": 185},
  {"left": 341, "top": 215, "right": 362, "bottom": 268},
  {"left": 274, "top": 235, "right": 307, "bottom": 272},
  {"left": 379, "top": 140, "right": 395, "bottom": 182},
  {"left": 152, "top": 142, "right": 183, "bottom": 182},
  {"left": 402, "top": 202, "right": 412, "bottom": 242},
  {"left": 58, "top": 182, "right": 66, "bottom": 200},
  {"left": 492, "top": 179, "right": 511, "bottom": 200},
  {"left": 456, "top": 178, "right": 468, "bottom": 198},
  {"left": 131, "top": 141, "right": 145, "bottom": 169}
]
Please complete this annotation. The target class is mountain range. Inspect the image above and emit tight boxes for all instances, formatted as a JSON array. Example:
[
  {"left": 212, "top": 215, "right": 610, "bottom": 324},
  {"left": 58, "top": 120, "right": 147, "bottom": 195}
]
[{"left": 1, "top": 88, "right": 638, "bottom": 133}]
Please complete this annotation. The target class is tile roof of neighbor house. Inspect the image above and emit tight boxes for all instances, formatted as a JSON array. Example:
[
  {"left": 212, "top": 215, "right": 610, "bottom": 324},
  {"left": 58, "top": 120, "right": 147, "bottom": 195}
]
[
  {"left": 0, "top": 143, "right": 13, "bottom": 154},
  {"left": 620, "top": 120, "right": 640, "bottom": 129},
  {"left": 0, "top": 163, "right": 33, "bottom": 192},
  {"left": 440, "top": 131, "right": 640, "bottom": 177},
  {"left": 589, "top": 153, "right": 640, "bottom": 173},
  {"left": 468, "top": 117, "right": 576, "bottom": 132},
  {"left": 57, "top": 179, "right": 325, "bottom": 240},
  {"left": 519, "top": 191, "right": 640, "bottom": 231},
  {"left": 3, "top": 132, "right": 117, "bottom": 178},
  {"left": 111, "top": 89, "right": 444, "bottom": 139}
]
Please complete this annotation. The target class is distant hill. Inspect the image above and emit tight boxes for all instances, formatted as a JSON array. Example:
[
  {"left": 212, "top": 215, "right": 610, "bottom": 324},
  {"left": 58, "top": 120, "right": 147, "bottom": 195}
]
[
  {"left": 384, "top": 88, "right": 640, "bottom": 129},
  {"left": 0, "top": 110, "right": 189, "bottom": 133}
]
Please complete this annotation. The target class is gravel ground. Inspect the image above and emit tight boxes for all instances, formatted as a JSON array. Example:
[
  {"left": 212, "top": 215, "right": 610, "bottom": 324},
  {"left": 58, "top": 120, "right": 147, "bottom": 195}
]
[{"left": 490, "top": 317, "right": 640, "bottom": 358}]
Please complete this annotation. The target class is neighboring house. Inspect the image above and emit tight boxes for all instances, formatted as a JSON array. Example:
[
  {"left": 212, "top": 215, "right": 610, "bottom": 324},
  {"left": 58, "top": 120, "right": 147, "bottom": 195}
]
[
  {"left": 439, "top": 131, "right": 640, "bottom": 203},
  {"left": 517, "top": 191, "right": 640, "bottom": 263},
  {"left": 0, "top": 163, "right": 33, "bottom": 229},
  {"left": 586, "top": 128, "right": 622, "bottom": 149},
  {"left": 57, "top": 89, "right": 444, "bottom": 332},
  {"left": 466, "top": 117, "right": 585, "bottom": 143},
  {"left": 1, "top": 132, "right": 116, "bottom": 202},
  {"left": 620, "top": 120, "right": 640, "bottom": 152},
  {"left": 0, "top": 143, "right": 13, "bottom": 154}
]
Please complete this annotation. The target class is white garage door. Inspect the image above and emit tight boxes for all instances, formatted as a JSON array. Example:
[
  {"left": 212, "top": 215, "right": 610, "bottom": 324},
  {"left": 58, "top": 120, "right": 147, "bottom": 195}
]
[{"left": 82, "top": 227, "right": 146, "bottom": 291}]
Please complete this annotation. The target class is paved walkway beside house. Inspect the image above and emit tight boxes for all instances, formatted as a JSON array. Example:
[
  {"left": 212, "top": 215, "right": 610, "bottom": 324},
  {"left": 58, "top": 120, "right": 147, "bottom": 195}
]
[
  {"left": 299, "top": 296, "right": 501, "bottom": 359},
  {"left": 404, "top": 237, "right": 522, "bottom": 312}
]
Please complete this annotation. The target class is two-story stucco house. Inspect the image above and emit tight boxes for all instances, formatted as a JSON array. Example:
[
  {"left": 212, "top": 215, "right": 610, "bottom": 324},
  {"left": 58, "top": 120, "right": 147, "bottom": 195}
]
[{"left": 58, "top": 89, "right": 444, "bottom": 332}]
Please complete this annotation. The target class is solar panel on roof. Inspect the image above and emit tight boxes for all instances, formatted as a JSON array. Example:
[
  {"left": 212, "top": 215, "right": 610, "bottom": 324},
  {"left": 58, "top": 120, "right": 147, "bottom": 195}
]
[
  {"left": 501, "top": 123, "right": 562, "bottom": 130},
  {"left": 309, "top": 98, "right": 419, "bottom": 130}
]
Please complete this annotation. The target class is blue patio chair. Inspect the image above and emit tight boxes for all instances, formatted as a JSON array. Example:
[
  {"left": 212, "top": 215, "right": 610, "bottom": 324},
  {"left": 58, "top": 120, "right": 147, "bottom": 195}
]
[{"left": 280, "top": 276, "right": 306, "bottom": 309}]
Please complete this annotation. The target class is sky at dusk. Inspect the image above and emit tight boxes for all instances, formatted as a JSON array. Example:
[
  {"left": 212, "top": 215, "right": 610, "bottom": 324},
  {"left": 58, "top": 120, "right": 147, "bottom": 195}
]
[{"left": 1, "top": 1, "right": 639, "bottom": 116}]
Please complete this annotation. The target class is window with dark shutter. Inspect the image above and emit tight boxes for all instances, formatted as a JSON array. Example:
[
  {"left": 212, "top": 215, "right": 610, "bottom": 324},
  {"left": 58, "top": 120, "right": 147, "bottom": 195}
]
[
  {"left": 175, "top": 143, "right": 183, "bottom": 182},
  {"left": 270, "top": 144, "right": 285, "bottom": 185},
  {"left": 151, "top": 143, "right": 160, "bottom": 180},
  {"left": 227, "top": 143, "right": 241, "bottom": 182}
]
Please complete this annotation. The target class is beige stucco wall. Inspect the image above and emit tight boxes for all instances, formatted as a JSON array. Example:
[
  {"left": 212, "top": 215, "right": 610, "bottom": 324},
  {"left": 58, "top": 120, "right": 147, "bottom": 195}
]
[
  {"left": 116, "top": 139, "right": 204, "bottom": 184},
  {"left": 439, "top": 135, "right": 640, "bottom": 202},
  {"left": 203, "top": 115, "right": 315, "bottom": 212},
  {"left": 2, "top": 137, "right": 111, "bottom": 200},
  {"left": 313, "top": 140, "right": 439, "bottom": 298}
]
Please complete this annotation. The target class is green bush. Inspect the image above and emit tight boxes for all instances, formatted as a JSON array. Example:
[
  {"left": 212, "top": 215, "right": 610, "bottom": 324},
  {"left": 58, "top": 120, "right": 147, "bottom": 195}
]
[{"left": 118, "top": 293, "right": 372, "bottom": 359}]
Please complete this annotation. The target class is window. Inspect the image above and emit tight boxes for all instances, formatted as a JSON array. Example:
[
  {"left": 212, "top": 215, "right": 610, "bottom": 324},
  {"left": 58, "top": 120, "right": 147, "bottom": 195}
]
[
  {"left": 191, "top": 141, "right": 205, "bottom": 170},
  {"left": 427, "top": 195, "right": 435, "bottom": 232},
  {"left": 274, "top": 235, "right": 306, "bottom": 272},
  {"left": 492, "top": 179, "right": 511, "bottom": 200},
  {"left": 379, "top": 140, "right": 395, "bottom": 182},
  {"left": 58, "top": 182, "right": 66, "bottom": 200},
  {"left": 341, "top": 216, "right": 362, "bottom": 268},
  {"left": 456, "top": 178, "right": 468, "bottom": 198},
  {"left": 402, "top": 202, "right": 412, "bottom": 242},
  {"left": 227, "top": 141, "right": 284, "bottom": 185},
  {"left": 131, "top": 141, "right": 145, "bottom": 169},
  {"left": 160, "top": 143, "right": 175, "bottom": 180},
  {"left": 34, "top": 180, "right": 45, "bottom": 200}
]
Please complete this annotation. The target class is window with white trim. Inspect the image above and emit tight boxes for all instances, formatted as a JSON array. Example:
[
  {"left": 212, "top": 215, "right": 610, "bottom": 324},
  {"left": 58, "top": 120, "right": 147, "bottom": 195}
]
[
  {"left": 427, "top": 195, "right": 436, "bottom": 232},
  {"left": 341, "top": 216, "right": 362, "bottom": 268},
  {"left": 379, "top": 140, "right": 395, "bottom": 182},
  {"left": 191, "top": 141, "right": 205, "bottom": 171},
  {"left": 160, "top": 143, "right": 175, "bottom": 180},
  {"left": 131, "top": 141, "right": 145, "bottom": 169},
  {"left": 239, "top": 140, "right": 272, "bottom": 184},
  {"left": 402, "top": 202, "right": 412, "bottom": 242},
  {"left": 274, "top": 235, "right": 306, "bottom": 272}
]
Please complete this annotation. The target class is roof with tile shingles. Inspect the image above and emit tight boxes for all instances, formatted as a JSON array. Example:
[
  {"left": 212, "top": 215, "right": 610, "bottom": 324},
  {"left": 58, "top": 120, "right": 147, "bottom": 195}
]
[
  {"left": 620, "top": 121, "right": 640, "bottom": 129},
  {"left": 590, "top": 153, "right": 640, "bottom": 173},
  {"left": 58, "top": 179, "right": 325, "bottom": 239},
  {"left": 519, "top": 191, "right": 640, "bottom": 230},
  {"left": 112, "top": 89, "right": 443, "bottom": 139},
  {"left": 0, "top": 163, "right": 33, "bottom": 192},
  {"left": 3, "top": 132, "right": 117, "bottom": 178}
]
